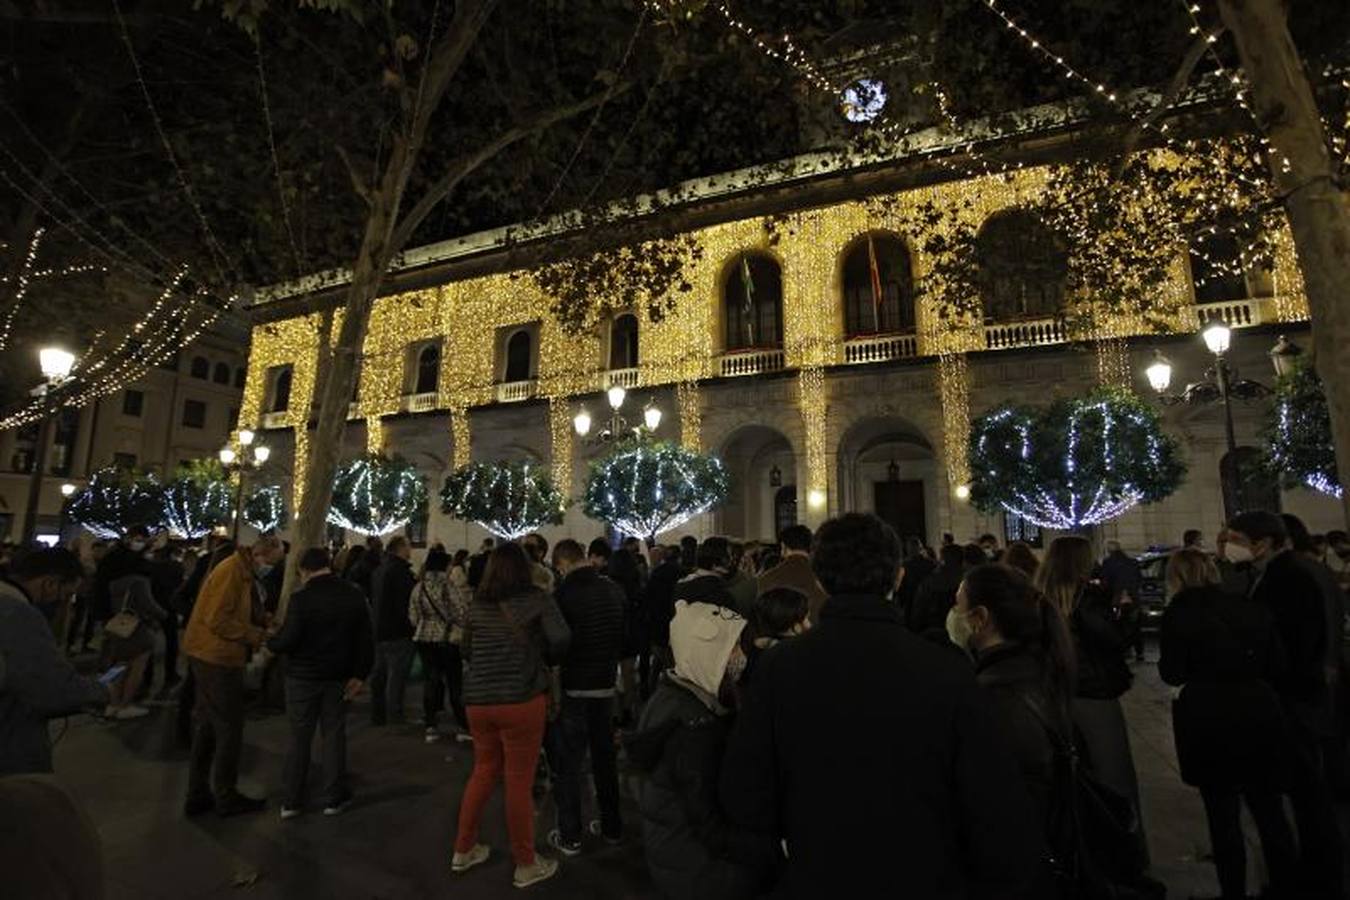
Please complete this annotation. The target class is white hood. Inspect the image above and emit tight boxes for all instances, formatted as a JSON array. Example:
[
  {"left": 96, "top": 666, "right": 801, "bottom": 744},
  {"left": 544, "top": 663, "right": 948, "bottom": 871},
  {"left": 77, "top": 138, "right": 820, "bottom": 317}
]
[{"left": 669, "top": 600, "right": 746, "bottom": 697}]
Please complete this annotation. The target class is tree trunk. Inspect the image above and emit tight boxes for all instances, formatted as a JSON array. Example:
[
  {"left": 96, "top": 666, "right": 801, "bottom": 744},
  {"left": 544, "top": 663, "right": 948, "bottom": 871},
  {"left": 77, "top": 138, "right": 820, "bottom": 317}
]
[{"left": 1217, "top": 0, "right": 1350, "bottom": 526}]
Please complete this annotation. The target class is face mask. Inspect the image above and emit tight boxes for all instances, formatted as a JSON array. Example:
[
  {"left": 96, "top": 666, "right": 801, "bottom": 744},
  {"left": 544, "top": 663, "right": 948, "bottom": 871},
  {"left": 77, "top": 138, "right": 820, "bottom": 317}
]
[
  {"left": 946, "top": 605, "right": 975, "bottom": 650},
  {"left": 128, "top": 540, "right": 146, "bottom": 552},
  {"left": 1223, "top": 543, "right": 1253, "bottom": 564}
]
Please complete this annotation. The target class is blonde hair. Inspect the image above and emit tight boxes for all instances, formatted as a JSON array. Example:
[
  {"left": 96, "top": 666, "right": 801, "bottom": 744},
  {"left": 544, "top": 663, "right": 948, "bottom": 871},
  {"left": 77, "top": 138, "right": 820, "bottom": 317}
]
[
  {"left": 1166, "top": 547, "right": 1220, "bottom": 596},
  {"left": 1034, "top": 535, "right": 1095, "bottom": 619}
]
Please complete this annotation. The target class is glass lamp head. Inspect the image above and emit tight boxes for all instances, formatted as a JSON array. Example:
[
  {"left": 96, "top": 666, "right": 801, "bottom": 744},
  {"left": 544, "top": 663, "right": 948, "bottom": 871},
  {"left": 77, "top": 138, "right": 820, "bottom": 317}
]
[
  {"left": 643, "top": 404, "right": 662, "bottom": 432},
  {"left": 573, "top": 407, "right": 592, "bottom": 437},
  {"left": 38, "top": 347, "right": 75, "bottom": 381},
  {"left": 607, "top": 385, "right": 627, "bottom": 410},
  {"left": 237, "top": 428, "right": 255, "bottom": 447},
  {"left": 252, "top": 445, "right": 271, "bottom": 464},
  {"left": 1145, "top": 351, "right": 1173, "bottom": 394},
  {"left": 218, "top": 447, "right": 237, "bottom": 466},
  {"left": 1268, "top": 334, "right": 1303, "bottom": 378},
  {"left": 1202, "top": 319, "right": 1232, "bottom": 356},
  {"left": 954, "top": 483, "right": 972, "bottom": 501},
  {"left": 60, "top": 482, "right": 76, "bottom": 497}
]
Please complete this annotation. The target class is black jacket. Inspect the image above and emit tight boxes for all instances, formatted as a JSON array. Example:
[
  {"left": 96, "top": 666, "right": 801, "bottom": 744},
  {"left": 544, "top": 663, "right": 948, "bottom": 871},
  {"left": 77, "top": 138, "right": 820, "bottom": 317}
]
[
  {"left": 1098, "top": 552, "right": 1141, "bottom": 602},
  {"left": 556, "top": 567, "right": 625, "bottom": 693},
  {"left": 672, "top": 572, "right": 736, "bottom": 610},
  {"left": 909, "top": 563, "right": 962, "bottom": 634},
  {"left": 897, "top": 553, "right": 936, "bottom": 623},
  {"left": 720, "top": 593, "right": 1041, "bottom": 899},
  {"left": 1071, "top": 584, "right": 1132, "bottom": 700},
  {"left": 643, "top": 559, "right": 685, "bottom": 647},
  {"left": 371, "top": 555, "right": 416, "bottom": 642},
  {"left": 267, "top": 573, "right": 374, "bottom": 682},
  {"left": 1158, "top": 585, "right": 1288, "bottom": 788},
  {"left": 1252, "top": 550, "right": 1330, "bottom": 710}
]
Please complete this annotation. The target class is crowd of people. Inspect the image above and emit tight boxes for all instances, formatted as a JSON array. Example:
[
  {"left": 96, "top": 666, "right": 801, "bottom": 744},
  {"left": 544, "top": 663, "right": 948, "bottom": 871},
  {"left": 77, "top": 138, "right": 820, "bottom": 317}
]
[{"left": 0, "top": 509, "right": 1347, "bottom": 898}]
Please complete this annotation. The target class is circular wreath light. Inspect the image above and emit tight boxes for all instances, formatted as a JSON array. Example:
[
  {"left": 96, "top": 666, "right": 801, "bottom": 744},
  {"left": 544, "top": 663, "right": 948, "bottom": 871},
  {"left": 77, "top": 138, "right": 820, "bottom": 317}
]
[{"left": 840, "top": 77, "right": 888, "bottom": 123}]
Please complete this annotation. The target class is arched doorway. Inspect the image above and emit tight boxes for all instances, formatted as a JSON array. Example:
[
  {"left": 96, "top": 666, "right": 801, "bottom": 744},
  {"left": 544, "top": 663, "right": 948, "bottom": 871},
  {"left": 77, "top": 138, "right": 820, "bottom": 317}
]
[
  {"left": 837, "top": 416, "right": 937, "bottom": 545},
  {"left": 717, "top": 424, "right": 796, "bottom": 540}
]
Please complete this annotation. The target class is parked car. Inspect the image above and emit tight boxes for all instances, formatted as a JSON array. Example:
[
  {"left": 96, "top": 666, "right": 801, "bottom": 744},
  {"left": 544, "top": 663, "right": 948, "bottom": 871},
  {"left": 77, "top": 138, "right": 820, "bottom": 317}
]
[{"left": 1136, "top": 549, "right": 1172, "bottom": 633}]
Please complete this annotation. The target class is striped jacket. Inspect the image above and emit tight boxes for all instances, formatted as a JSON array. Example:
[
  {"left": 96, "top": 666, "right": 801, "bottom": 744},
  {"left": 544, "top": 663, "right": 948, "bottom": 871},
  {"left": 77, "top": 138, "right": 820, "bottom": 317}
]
[{"left": 462, "top": 587, "right": 570, "bottom": 706}]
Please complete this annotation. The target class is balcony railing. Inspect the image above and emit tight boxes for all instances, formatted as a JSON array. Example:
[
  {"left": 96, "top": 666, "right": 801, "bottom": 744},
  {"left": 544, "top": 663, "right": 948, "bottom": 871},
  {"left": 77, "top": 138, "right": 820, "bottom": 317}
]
[
  {"left": 719, "top": 348, "right": 786, "bottom": 378},
  {"left": 347, "top": 402, "right": 361, "bottom": 420},
  {"left": 604, "top": 367, "right": 640, "bottom": 390},
  {"left": 1195, "top": 297, "right": 1271, "bottom": 330},
  {"left": 401, "top": 391, "right": 439, "bottom": 413},
  {"left": 260, "top": 410, "right": 288, "bottom": 429},
  {"left": 495, "top": 379, "right": 537, "bottom": 403},
  {"left": 844, "top": 332, "right": 919, "bottom": 365},
  {"left": 983, "top": 317, "right": 1067, "bottom": 351}
]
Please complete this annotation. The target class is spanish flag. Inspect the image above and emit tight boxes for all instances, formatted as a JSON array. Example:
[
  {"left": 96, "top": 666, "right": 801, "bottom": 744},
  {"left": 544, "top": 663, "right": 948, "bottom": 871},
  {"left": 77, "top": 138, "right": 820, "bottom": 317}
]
[{"left": 868, "top": 234, "right": 884, "bottom": 333}]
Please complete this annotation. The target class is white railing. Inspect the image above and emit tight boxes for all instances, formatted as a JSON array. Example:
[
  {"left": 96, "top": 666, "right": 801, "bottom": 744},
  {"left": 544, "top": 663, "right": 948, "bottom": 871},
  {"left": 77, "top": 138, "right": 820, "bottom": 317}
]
[
  {"left": 718, "top": 348, "right": 786, "bottom": 378},
  {"left": 259, "top": 410, "right": 288, "bottom": 429},
  {"left": 604, "top": 367, "right": 640, "bottom": 390},
  {"left": 1195, "top": 297, "right": 1269, "bottom": 329},
  {"left": 346, "top": 402, "right": 361, "bottom": 420},
  {"left": 983, "top": 317, "right": 1067, "bottom": 351},
  {"left": 495, "top": 379, "right": 537, "bottom": 403},
  {"left": 844, "top": 332, "right": 919, "bottom": 365},
  {"left": 401, "top": 391, "right": 439, "bottom": 413}
]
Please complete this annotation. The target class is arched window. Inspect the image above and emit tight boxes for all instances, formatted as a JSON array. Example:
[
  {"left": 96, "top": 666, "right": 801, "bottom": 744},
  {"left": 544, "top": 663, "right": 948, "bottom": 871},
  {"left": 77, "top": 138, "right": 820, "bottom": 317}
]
[
  {"left": 269, "top": 366, "right": 292, "bottom": 413},
  {"left": 609, "top": 314, "right": 639, "bottom": 369},
  {"left": 723, "top": 253, "right": 783, "bottom": 351},
  {"left": 189, "top": 356, "right": 210, "bottom": 379},
  {"left": 212, "top": 361, "right": 230, "bottom": 384},
  {"left": 504, "top": 330, "right": 533, "bottom": 382},
  {"left": 841, "top": 233, "right": 916, "bottom": 337},
  {"left": 1190, "top": 232, "right": 1272, "bottom": 304},
  {"left": 234, "top": 366, "right": 247, "bottom": 388},
  {"left": 976, "top": 211, "right": 1068, "bottom": 321},
  {"left": 415, "top": 343, "right": 440, "bottom": 394}
]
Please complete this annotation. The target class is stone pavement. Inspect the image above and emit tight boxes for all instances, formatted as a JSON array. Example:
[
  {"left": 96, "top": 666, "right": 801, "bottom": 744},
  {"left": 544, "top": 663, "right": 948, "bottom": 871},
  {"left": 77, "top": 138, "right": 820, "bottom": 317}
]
[{"left": 47, "top": 646, "right": 1346, "bottom": 899}]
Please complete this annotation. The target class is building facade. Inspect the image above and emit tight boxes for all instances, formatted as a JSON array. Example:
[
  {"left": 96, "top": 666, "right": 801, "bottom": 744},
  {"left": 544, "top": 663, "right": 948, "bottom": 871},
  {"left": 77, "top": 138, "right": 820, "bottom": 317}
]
[
  {"left": 242, "top": 154, "right": 1339, "bottom": 553},
  {"left": 0, "top": 326, "right": 249, "bottom": 542}
]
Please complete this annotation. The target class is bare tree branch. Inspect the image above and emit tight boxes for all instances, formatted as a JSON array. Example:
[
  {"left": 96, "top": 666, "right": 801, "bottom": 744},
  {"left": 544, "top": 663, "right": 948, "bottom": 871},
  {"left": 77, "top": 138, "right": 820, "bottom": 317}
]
[
  {"left": 1116, "top": 32, "right": 1220, "bottom": 171},
  {"left": 335, "top": 144, "right": 373, "bottom": 207}
]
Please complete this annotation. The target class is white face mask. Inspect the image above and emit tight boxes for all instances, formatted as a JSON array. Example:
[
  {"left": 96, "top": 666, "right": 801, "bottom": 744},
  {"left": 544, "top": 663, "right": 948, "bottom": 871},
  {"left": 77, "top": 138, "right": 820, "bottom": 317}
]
[
  {"left": 1223, "top": 542, "right": 1254, "bottom": 564},
  {"left": 128, "top": 540, "right": 146, "bottom": 552},
  {"left": 945, "top": 605, "right": 975, "bottom": 650}
]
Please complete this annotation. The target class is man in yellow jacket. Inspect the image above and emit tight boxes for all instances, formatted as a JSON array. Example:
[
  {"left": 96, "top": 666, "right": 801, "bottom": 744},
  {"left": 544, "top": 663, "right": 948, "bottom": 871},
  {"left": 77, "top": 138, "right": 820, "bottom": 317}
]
[{"left": 183, "top": 541, "right": 269, "bottom": 817}]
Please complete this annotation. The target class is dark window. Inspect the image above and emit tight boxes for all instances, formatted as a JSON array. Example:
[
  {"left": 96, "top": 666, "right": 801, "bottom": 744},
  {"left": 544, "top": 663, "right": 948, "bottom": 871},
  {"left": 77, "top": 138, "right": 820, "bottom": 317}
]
[
  {"left": 504, "top": 331, "right": 532, "bottom": 382},
  {"left": 156, "top": 350, "right": 180, "bottom": 372},
  {"left": 1190, "top": 232, "right": 1271, "bottom": 304},
  {"left": 609, "top": 314, "right": 639, "bottom": 369},
  {"left": 112, "top": 452, "right": 137, "bottom": 469},
  {"left": 723, "top": 254, "right": 784, "bottom": 351},
  {"left": 415, "top": 343, "right": 440, "bottom": 394},
  {"left": 269, "top": 367, "right": 292, "bottom": 412},
  {"left": 182, "top": 399, "right": 207, "bottom": 429},
  {"left": 234, "top": 366, "right": 247, "bottom": 388},
  {"left": 842, "top": 233, "right": 915, "bottom": 337},
  {"left": 406, "top": 510, "right": 429, "bottom": 548},
  {"left": 10, "top": 450, "right": 32, "bottom": 473},
  {"left": 189, "top": 356, "right": 210, "bottom": 379},
  {"left": 17, "top": 423, "right": 38, "bottom": 442},
  {"left": 122, "top": 389, "right": 144, "bottom": 417},
  {"left": 51, "top": 408, "right": 78, "bottom": 476},
  {"left": 976, "top": 210, "right": 1068, "bottom": 321},
  {"left": 212, "top": 362, "right": 230, "bottom": 384},
  {"left": 1003, "top": 512, "right": 1042, "bottom": 549},
  {"left": 228, "top": 407, "right": 239, "bottom": 429}
]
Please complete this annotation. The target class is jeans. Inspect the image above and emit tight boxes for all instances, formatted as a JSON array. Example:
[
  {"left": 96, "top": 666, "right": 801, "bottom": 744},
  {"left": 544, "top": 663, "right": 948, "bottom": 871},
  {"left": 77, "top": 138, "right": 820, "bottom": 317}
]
[
  {"left": 415, "top": 642, "right": 466, "bottom": 729},
  {"left": 1198, "top": 784, "right": 1297, "bottom": 897},
  {"left": 454, "top": 694, "right": 547, "bottom": 866},
  {"left": 283, "top": 678, "right": 349, "bottom": 808},
  {"left": 369, "top": 638, "right": 414, "bottom": 725},
  {"left": 547, "top": 694, "right": 622, "bottom": 842},
  {"left": 187, "top": 658, "right": 246, "bottom": 801}
]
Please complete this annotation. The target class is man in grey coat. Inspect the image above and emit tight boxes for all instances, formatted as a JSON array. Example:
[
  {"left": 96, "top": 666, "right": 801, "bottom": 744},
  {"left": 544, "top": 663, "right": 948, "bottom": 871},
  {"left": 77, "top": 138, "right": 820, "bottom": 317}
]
[{"left": 0, "top": 548, "right": 109, "bottom": 775}]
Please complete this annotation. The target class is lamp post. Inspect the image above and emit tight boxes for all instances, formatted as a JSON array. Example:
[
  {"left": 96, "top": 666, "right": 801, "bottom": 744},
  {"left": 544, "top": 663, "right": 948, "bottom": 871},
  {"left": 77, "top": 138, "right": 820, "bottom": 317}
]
[
  {"left": 219, "top": 428, "right": 270, "bottom": 541},
  {"left": 573, "top": 385, "right": 663, "bottom": 445},
  {"left": 20, "top": 346, "right": 76, "bottom": 545}
]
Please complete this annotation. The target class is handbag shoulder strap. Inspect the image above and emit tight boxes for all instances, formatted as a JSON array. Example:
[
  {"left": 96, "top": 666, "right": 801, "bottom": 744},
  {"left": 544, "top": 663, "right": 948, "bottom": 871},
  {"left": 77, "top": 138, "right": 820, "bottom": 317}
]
[{"left": 420, "top": 579, "right": 452, "bottom": 628}]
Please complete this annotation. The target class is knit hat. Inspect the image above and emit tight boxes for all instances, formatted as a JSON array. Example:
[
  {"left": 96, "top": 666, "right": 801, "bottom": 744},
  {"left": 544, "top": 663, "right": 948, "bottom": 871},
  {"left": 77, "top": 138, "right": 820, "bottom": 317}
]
[{"left": 669, "top": 601, "right": 747, "bottom": 697}]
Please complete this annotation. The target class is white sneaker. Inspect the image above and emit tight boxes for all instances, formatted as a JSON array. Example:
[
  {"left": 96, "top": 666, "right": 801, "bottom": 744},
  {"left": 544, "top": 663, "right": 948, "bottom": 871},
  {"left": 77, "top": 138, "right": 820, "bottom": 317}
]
[
  {"left": 453, "top": 729, "right": 474, "bottom": 744},
  {"left": 424, "top": 727, "right": 442, "bottom": 744},
  {"left": 280, "top": 807, "right": 302, "bottom": 820},
  {"left": 114, "top": 705, "right": 151, "bottom": 720},
  {"left": 451, "top": 843, "right": 490, "bottom": 874},
  {"left": 512, "top": 855, "right": 559, "bottom": 888}
]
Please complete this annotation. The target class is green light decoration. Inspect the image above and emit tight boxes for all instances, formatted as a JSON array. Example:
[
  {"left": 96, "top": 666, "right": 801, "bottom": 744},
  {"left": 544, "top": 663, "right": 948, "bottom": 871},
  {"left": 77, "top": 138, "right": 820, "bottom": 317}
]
[
  {"left": 160, "top": 459, "right": 233, "bottom": 539},
  {"left": 441, "top": 460, "right": 565, "bottom": 540},
  {"left": 326, "top": 453, "right": 427, "bottom": 537},
  {"left": 1265, "top": 359, "right": 1340, "bottom": 499},
  {"left": 969, "top": 387, "right": 1185, "bottom": 529},
  {"left": 244, "top": 484, "right": 288, "bottom": 533},
  {"left": 583, "top": 439, "right": 729, "bottom": 543},
  {"left": 66, "top": 466, "right": 164, "bottom": 539}
]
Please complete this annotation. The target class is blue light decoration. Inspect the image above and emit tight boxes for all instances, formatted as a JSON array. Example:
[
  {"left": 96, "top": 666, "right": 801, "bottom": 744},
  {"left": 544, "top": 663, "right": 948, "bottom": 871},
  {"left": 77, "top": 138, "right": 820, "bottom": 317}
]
[
  {"left": 160, "top": 460, "right": 233, "bottom": 539},
  {"left": 243, "top": 485, "right": 288, "bottom": 533},
  {"left": 66, "top": 466, "right": 164, "bottom": 539},
  {"left": 969, "top": 388, "right": 1185, "bottom": 530},
  {"left": 1265, "top": 359, "right": 1341, "bottom": 499},
  {"left": 440, "top": 460, "right": 565, "bottom": 540},
  {"left": 326, "top": 454, "right": 427, "bottom": 537},
  {"left": 840, "top": 77, "right": 888, "bottom": 123},
  {"left": 583, "top": 440, "right": 729, "bottom": 542}
]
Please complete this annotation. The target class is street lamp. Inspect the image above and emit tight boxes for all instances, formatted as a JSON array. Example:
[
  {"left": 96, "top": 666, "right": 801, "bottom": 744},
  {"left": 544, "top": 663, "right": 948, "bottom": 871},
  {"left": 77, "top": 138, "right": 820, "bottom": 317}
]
[
  {"left": 574, "top": 388, "right": 662, "bottom": 445},
  {"left": 219, "top": 430, "right": 270, "bottom": 540},
  {"left": 21, "top": 345, "right": 77, "bottom": 545}
]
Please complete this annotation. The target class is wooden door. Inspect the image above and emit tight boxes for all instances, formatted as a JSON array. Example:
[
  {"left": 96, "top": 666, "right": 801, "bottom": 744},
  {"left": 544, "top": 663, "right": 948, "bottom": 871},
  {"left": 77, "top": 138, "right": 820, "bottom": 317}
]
[{"left": 874, "top": 480, "right": 926, "bottom": 544}]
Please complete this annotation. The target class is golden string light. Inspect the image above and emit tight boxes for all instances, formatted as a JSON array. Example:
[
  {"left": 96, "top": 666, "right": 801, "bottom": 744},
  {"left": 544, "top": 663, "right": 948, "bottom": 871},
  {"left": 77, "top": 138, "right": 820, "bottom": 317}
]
[
  {"left": 677, "top": 381, "right": 703, "bottom": 452},
  {"left": 798, "top": 366, "right": 828, "bottom": 503},
  {"left": 451, "top": 408, "right": 472, "bottom": 468},
  {"left": 548, "top": 397, "right": 574, "bottom": 499},
  {"left": 937, "top": 353, "right": 972, "bottom": 491},
  {"left": 366, "top": 416, "right": 386, "bottom": 455}
]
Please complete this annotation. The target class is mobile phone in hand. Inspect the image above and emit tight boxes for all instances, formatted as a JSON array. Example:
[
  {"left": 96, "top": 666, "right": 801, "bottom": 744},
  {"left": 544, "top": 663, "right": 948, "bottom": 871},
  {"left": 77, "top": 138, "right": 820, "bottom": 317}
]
[{"left": 98, "top": 664, "right": 127, "bottom": 685}]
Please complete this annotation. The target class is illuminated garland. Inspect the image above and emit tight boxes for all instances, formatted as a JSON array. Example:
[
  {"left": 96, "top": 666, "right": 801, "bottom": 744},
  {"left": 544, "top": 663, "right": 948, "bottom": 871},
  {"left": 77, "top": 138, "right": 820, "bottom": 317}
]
[
  {"left": 66, "top": 466, "right": 163, "bottom": 539},
  {"left": 1265, "top": 359, "right": 1341, "bottom": 499},
  {"left": 326, "top": 453, "right": 427, "bottom": 537},
  {"left": 244, "top": 485, "right": 288, "bottom": 533},
  {"left": 969, "top": 387, "right": 1184, "bottom": 529},
  {"left": 583, "top": 439, "right": 729, "bottom": 542},
  {"left": 440, "top": 460, "right": 566, "bottom": 540},
  {"left": 160, "top": 459, "right": 233, "bottom": 539}
]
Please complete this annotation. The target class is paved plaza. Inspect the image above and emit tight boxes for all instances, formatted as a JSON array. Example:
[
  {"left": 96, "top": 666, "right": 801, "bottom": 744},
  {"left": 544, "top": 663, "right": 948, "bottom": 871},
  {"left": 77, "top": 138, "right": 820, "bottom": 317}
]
[{"left": 51, "top": 650, "right": 1348, "bottom": 899}]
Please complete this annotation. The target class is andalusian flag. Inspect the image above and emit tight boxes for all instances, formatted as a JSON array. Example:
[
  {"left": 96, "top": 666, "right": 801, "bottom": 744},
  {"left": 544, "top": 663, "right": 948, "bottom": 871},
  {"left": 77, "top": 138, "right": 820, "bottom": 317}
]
[
  {"left": 740, "top": 255, "right": 756, "bottom": 346},
  {"left": 867, "top": 234, "right": 884, "bottom": 333}
]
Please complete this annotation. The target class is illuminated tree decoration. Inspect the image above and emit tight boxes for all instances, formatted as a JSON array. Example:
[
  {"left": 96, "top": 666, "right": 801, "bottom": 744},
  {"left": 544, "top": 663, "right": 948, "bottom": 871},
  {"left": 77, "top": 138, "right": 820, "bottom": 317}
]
[
  {"left": 66, "top": 466, "right": 164, "bottom": 539},
  {"left": 326, "top": 453, "right": 427, "bottom": 537},
  {"left": 583, "top": 440, "right": 729, "bottom": 543},
  {"left": 441, "top": 460, "right": 565, "bottom": 541},
  {"left": 244, "top": 485, "right": 288, "bottom": 533},
  {"left": 1265, "top": 359, "right": 1340, "bottom": 499},
  {"left": 160, "top": 459, "right": 233, "bottom": 539},
  {"left": 969, "top": 388, "right": 1184, "bottom": 530}
]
